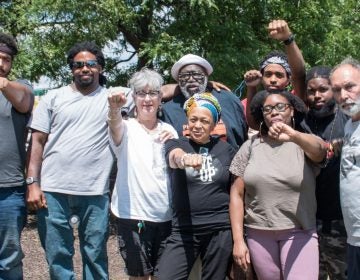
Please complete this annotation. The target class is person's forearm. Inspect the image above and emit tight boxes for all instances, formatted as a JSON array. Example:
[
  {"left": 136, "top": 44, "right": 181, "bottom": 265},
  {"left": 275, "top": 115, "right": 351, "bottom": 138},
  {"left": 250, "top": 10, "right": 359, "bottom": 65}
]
[
  {"left": 1, "top": 80, "right": 33, "bottom": 113},
  {"left": 292, "top": 131, "right": 327, "bottom": 162},
  {"left": 230, "top": 177, "right": 246, "bottom": 243},
  {"left": 285, "top": 41, "right": 306, "bottom": 101},
  {"left": 107, "top": 108, "right": 124, "bottom": 146},
  {"left": 27, "top": 132, "right": 47, "bottom": 179}
]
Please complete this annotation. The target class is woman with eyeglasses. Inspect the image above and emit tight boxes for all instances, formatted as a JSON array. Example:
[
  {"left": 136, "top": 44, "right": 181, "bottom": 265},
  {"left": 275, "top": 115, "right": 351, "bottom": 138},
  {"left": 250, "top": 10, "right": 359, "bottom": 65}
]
[
  {"left": 158, "top": 93, "right": 236, "bottom": 280},
  {"left": 229, "top": 90, "right": 327, "bottom": 280},
  {"left": 107, "top": 68, "right": 178, "bottom": 280}
]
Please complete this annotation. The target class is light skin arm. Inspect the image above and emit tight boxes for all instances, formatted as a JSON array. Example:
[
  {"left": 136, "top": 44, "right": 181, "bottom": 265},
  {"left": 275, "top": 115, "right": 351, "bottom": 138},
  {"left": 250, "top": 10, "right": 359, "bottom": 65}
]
[
  {"left": 230, "top": 176, "right": 251, "bottom": 271},
  {"left": 169, "top": 148, "right": 203, "bottom": 170},
  {"left": 26, "top": 130, "right": 48, "bottom": 210},
  {"left": 268, "top": 122, "right": 327, "bottom": 162},
  {"left": 268, "top": 20, "right": 306, "bottom": 101},
  {"left": 107, "top": 91, "right": 127, "bottom": 146},
  {"left": 0, "top": 77, "right": 34, "bottom": 113}
]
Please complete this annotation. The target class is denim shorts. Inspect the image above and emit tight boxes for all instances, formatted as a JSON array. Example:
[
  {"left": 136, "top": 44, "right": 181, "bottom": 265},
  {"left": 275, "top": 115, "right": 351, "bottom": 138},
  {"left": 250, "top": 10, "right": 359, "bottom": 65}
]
[{"left": 116, "top": 218, "right": 171, "bottom": 277}]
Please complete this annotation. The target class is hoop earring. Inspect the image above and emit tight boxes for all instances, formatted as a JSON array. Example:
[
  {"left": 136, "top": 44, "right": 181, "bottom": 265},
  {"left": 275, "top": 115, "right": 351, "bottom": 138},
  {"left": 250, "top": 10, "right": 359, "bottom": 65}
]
[
  {"left": 259, "top": 121, "right": 263, "bottom": 141},
  {"left": 291, "top": 116, "right": 295, "bottom": 129},
  {"left": 157, "top": 104, "right": 163, "bottom": 118}
]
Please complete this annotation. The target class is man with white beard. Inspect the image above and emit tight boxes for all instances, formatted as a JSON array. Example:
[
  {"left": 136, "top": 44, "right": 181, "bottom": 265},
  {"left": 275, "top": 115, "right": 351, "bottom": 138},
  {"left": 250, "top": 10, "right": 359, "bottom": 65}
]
[
  {"left": 161, "top": 54, "right": 247, "bottom": 150},
  {"left": 330, "top": 57, "right": 360, "bottom": 280}
]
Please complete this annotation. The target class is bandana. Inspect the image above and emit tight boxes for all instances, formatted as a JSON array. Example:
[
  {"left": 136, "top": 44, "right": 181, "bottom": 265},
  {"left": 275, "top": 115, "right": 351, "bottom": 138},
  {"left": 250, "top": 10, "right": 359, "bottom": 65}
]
[
  {"left": 260, "top": 56, "right": 291, "bottom": 76},
  {"left": 183, "top": 92, "right": 221, "bottom": 123},
  {"left": 0, "top": 43, "right": 15, "bottom": 56}
]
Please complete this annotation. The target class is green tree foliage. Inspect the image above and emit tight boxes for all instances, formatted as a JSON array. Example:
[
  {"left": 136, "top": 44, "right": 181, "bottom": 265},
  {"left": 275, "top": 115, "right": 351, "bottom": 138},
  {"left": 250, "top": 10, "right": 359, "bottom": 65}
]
[{"left": 1, "top": 0, "right": 359, "bottom": 89}]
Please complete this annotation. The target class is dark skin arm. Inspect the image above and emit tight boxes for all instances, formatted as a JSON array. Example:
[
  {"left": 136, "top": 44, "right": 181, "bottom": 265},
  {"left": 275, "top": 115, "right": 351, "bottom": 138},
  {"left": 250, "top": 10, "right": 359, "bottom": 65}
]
[
  {"left": 26, "top": 130, "right": 48, "bottom": 210},
  {"left": 0, "top": 77, "right": 33, "bottom": 113}
]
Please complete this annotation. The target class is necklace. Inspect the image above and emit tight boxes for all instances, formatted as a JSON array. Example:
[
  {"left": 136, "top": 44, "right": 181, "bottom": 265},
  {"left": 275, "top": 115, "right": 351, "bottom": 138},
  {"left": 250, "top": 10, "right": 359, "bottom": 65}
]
[{"left": 136, "top": 118, "right": 160, "bottom": 135}]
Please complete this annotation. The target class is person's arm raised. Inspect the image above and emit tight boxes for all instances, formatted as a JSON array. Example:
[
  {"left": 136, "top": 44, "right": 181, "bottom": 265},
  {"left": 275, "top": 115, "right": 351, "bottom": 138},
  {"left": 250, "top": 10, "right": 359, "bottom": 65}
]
[
  {"left": 268, "top": 19, "right": 306, "bottom": 101},
  {"left": 107, "top": 91, "right": 127, "bottom": 146}
]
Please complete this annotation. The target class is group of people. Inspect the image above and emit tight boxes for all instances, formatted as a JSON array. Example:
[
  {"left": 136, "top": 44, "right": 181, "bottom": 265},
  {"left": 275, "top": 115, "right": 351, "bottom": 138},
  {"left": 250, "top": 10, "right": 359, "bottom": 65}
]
[{"left": 0, "top": 18, "right": 359, "bottom": 280}]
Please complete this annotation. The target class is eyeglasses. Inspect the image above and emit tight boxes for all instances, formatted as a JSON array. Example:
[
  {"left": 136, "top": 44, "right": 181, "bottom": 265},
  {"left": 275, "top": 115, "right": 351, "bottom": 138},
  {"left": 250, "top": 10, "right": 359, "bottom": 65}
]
[
  {"left": 135, "top": 90, "right": 160, "bottom": 99},
  {"left": 262, "top": 103, "right": 291, "bottom": 115},
  {"left": 71, "top": 60, "right": 98, "bottom": 69},
  {"left": 178, "top": 71, "right": 206, "bottom": 82}
]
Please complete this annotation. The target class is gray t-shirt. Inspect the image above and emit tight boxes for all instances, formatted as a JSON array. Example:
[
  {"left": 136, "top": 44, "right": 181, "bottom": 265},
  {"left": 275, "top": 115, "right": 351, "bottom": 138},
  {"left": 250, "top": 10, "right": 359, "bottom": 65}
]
[
  {"left": 29, "top": 85, "right": 114, "bottom": 195},
  {"left": 230, "top": 137, "right": 317, "bottom": 230},
  {"left": 340, "top": 120, "right": 360, "bottom": 246},
  {"left": 0, "top": 80, "right": 32, "bottom": 188}
]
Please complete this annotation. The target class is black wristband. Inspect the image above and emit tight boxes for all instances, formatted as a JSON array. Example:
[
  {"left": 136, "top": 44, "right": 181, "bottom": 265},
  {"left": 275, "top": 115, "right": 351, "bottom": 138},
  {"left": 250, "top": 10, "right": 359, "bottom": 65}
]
[{"left": 283, "top": 34, "right": 295, "bottom": 45}]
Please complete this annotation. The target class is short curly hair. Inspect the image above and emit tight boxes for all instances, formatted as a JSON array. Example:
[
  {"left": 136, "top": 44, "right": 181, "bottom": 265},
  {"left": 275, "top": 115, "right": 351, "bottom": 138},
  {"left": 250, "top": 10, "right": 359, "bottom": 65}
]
[
  {"left": 67, "top": 41, "right": 106, "bottom": 86},
  {"left": 250, "top": 90, "right": 307, "bottom": 134},
  {"left": 0, "top": 32, "right": 18, "bottom": 57}
]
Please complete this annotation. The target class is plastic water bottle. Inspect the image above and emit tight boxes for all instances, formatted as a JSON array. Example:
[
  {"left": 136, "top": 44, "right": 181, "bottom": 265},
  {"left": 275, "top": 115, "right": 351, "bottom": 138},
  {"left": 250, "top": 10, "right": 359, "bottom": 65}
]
[{"left": 69, "top": 215, "right": 80, "bottom": 229}]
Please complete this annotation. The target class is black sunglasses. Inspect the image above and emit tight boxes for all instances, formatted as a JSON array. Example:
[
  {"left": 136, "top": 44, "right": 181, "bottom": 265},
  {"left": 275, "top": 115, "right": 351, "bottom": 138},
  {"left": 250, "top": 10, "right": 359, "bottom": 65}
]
[{"left": 71, "top": 60, "right": 98, "bottom": 69}]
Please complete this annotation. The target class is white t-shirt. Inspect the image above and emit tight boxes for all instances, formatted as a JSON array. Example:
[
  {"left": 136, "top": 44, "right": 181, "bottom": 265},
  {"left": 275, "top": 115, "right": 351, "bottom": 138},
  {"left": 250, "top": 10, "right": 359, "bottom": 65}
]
[
  {"left": 29, "top": 85, "right": 114, "bottom": 195},
  {"left": 340, "top": 119, "right": 360, "bottom": 246},
  {"left": 110, "top": 118, "right": 178, "bottom": 222}
]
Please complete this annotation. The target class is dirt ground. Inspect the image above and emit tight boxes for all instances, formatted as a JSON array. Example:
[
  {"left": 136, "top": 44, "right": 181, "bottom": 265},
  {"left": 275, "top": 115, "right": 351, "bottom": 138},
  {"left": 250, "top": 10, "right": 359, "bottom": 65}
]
[{"left": 22, "top": 214, "right": 127, "bottom": 280}]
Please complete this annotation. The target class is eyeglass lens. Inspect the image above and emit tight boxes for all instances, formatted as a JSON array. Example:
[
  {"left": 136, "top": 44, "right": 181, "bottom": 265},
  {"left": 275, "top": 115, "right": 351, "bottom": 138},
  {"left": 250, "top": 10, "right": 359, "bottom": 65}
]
[
  {"left": 136, "top": 90, "right": 160, "bottom": 98},
  {"left": 178, "top": 71, "right": 205, "bottom": 82},
  {"left": 262, "top": 103, "right": 290, "bottom": 114}
]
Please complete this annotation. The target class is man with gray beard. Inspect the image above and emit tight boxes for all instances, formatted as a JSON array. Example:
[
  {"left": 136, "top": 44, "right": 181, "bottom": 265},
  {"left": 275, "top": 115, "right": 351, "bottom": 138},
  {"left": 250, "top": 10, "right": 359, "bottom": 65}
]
[
  {"left": 330, "top": 57, "right": 360, "bottom": 280},
  {"left": 161, "top": 54, "right": 247, "bottom": 150}
]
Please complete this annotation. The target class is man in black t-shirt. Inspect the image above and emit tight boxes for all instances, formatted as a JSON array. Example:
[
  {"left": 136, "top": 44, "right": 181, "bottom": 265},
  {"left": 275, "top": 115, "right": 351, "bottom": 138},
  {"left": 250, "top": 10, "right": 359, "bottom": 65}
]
[{"left": 301, "top": 66, "right": 348, "bottom": 280}]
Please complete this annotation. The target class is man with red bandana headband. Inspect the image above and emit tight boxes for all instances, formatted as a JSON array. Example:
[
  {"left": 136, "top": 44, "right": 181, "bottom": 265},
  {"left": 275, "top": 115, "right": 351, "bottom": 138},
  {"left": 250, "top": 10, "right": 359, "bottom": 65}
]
[{"left": 0, "top": 32, "right": 34, "bottom": 280}]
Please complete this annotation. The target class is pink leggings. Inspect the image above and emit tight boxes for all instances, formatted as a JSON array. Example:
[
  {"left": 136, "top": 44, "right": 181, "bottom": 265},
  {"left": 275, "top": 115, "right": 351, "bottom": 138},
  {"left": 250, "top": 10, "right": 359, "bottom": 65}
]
[{"left": 246, "top": 227, "right": 319, "bottom": 280}]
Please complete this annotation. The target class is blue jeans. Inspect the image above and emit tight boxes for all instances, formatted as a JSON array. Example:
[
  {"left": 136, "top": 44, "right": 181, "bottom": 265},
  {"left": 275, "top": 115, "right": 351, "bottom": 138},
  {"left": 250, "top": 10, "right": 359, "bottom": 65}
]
[
  {"left": 347, "top": 244, "right": 360, "bottom": 280},
  {"left": 0, "top": 186, "right": 27, "bottom": 280},
  {"left": 37, "top": 192, "right": 109, "bottom": 280}
]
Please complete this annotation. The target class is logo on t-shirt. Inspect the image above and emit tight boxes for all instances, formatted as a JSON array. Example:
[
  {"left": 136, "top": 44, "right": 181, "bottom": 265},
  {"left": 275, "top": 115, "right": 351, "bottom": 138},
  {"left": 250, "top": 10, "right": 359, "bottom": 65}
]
[{"left": 199, "top": 155, "right": 216, "bottom": 182}]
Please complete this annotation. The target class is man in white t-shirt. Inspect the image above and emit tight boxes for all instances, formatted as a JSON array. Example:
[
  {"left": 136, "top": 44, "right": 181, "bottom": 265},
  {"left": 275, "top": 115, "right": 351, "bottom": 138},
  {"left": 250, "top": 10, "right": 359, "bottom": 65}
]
[
  {"left": 330, "top": 57, "right": 360, "bottom": 280},
  {"left": 26, "top": 42, "right": 113, "bottom": 279}
]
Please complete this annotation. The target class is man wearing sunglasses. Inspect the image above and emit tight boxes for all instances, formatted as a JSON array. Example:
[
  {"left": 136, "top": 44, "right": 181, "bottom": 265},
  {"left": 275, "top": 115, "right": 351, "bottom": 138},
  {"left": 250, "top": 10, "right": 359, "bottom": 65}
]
[
  {"left": 0, "top": 32, "right": 34, "bottom": 280},
  {"left": 161, "top": 54, "right": 248, "bottom": 150},
  {"left": 27, "top": 41, "right": 113, "bottom": 279}
]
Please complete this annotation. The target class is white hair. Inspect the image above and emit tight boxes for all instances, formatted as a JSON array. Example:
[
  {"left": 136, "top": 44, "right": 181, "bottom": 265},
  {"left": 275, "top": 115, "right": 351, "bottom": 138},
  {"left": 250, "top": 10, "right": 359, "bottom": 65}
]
[{"left": 128, "top": 68, "right": 164, "bottom": 93}]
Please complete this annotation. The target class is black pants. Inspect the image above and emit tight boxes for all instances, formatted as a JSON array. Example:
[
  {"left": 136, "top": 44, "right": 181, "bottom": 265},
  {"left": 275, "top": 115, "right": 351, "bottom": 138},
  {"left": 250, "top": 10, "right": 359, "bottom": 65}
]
[{"left": 158, "top": 229, "right": 232, "bottom": 280}]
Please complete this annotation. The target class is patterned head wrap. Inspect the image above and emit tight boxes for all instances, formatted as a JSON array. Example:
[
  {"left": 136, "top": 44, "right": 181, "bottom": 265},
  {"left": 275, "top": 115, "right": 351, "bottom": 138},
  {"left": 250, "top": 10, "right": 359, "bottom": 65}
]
[
  {"left": 183, "top": 92, "right": 221, "bottom": 123},
  {"left": 260, "top": 55, "right": 291, "bottom": 76}
]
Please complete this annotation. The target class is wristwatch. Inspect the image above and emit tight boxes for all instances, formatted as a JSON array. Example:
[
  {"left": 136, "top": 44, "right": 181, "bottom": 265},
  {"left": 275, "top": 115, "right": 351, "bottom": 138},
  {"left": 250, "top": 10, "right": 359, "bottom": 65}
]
[
  {"left": 283, "top": 33, "right": 295, "bottom": 45},
  {"left": 26, "top": 177, "right": 39, "bottom": 185}
]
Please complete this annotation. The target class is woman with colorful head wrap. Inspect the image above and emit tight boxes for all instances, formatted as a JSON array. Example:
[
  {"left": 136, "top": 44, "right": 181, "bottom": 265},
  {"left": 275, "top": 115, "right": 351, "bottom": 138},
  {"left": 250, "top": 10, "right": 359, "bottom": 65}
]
[{"left": 158, "top": 93, "right": 236, "bottom": 279}]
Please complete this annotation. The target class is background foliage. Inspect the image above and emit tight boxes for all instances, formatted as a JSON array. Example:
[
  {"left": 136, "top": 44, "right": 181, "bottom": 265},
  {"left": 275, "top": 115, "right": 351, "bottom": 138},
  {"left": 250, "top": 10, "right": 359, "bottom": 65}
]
[{"left": 1, "top": 0, "right": 359, "bottom": 89}]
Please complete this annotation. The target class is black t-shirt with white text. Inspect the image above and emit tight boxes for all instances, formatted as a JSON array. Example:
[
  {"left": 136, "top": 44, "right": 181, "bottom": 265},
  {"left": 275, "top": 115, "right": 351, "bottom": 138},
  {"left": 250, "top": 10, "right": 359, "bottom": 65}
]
[{"left": 165, "top": 136, "right": 236, "bottom": 233}]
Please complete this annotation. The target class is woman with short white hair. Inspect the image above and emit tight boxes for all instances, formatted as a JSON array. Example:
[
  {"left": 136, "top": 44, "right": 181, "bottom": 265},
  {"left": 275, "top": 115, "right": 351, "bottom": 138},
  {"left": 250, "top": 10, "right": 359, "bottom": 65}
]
[{"left": 107, "top": 68, "right": 177, "bottom": 280}]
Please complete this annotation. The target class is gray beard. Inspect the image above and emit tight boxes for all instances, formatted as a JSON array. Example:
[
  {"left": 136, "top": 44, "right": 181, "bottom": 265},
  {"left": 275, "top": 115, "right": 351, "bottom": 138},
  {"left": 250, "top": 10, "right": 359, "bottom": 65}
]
[{"left": 180, "top": 77, "right": 208, "bottom": 98}]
